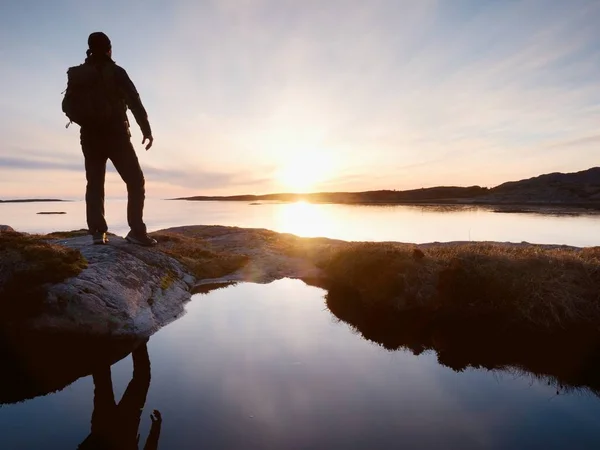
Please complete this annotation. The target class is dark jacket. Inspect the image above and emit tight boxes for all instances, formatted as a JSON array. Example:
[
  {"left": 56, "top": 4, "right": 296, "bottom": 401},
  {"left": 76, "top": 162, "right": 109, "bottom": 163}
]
[{"left": 82, "top": 54, "right": 152, "bottom": 138}]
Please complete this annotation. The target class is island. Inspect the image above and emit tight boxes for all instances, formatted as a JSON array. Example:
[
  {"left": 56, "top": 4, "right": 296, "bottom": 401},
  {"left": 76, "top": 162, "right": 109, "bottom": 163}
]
[
  {"left": 0, "top": 199, "right": 67, "bottom": 203},
  {"left": 174, "top": 167, "right": 600, "bottom": 209}
]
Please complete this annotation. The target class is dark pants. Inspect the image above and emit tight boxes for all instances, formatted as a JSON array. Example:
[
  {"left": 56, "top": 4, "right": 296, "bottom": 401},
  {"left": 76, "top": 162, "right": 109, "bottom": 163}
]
[{"left": 81, "top": 131, "right": 146, "bottom": 235}]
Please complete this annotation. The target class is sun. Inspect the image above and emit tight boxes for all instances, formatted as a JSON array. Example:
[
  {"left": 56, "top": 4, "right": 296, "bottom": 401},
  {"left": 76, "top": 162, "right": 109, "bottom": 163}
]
[{"left": 276, "top": 150, "right": 334, "bottom": 192}]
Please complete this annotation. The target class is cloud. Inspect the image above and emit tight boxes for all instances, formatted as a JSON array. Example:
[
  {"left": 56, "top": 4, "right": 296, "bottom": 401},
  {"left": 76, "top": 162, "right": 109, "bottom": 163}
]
[
  {"left": 0, "top": 156, "right": 81, "bottom": 172},
  {"left": 2, "top": 0, "right": 600, "bottom": 196},
  {"left": 543, "top": 134, "right": 600, "bottom": 151},
  {"left": 0, "top": 150, "right": 270, "bottom": 195}
]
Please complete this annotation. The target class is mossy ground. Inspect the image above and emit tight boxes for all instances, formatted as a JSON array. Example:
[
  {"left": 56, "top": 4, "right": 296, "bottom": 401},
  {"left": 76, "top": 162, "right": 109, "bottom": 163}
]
[
  {"left": 45, "top": 229, "right": 117, "bottom": 239},
  {"left": 151, "top": 231, "right": 249, "bottom": 279},
  {"left": 0, "top": 231, "right": 87, "bottom": 319},
  {"left": 45, "top": 229, "right": 90, "bottom": 239},
  {"left": 295, "top": 240, "right": 600, "bottom": 330},
  {"left": 160, "top": 270, "right": 177, "bottom": 290}
]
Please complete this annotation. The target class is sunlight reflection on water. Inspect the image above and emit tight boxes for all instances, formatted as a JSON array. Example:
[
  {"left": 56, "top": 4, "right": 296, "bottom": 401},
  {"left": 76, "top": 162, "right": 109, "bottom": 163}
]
[
  {"left": 274, "top": 201, "right": 342, "bottom": 238},
  {"left": 3, "top": 199, "right": 600, "bottom": 246}
]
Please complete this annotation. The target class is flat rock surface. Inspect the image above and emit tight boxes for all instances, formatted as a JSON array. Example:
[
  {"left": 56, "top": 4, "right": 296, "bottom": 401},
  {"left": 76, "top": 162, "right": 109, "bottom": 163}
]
[{"left": 165, "top": 225, "right": 327, "bottom": 285}]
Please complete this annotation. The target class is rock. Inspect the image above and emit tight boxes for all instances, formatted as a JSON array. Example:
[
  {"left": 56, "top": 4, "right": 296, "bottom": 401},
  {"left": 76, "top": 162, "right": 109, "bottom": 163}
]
[
  {"left": 6, "top": 224, "right": 584, "bottom": 341},
  {"left": 0, "top": 225, "right": 14, "bottom": 232},
  {"left": 25, "top": 235, "right": 197, "bottom": 337}
]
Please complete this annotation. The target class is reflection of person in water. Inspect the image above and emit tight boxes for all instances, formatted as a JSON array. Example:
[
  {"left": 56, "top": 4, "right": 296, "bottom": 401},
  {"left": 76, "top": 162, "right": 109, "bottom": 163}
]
[{"left": 77, "top": 342, "right": 162, "bottom": 450}]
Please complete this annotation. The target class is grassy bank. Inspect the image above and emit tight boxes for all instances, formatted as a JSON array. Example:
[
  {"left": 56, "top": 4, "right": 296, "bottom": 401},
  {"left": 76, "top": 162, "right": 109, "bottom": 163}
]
[
  {"left": 4, "top": 225, "right": 600, "bottom": 333},
  {"left": 153, "top": 226, "right": 600, "bottom": 332},
  {"left": 287, "top": 240, "right": 600, "bottom": 330},
  {"left": 151, "top": 230, "right": 249, "bottom": 279}
]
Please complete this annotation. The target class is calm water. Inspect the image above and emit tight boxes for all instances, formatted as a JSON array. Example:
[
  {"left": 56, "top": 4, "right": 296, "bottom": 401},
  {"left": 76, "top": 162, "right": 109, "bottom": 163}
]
[
  {"left": 3, "top": 202, "right": 600, "bottom": 448},
  {"left": 1, "top": 280, "right": 600, "bottom": 449},
  {"left": 2, "top": 199, "right": 600, "bottom": 246}
]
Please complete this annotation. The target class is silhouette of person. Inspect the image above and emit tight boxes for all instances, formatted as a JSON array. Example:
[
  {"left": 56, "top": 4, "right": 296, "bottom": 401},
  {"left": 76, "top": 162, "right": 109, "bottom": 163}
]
[
  {"left": 77, "top": 342, "right": 162, "bottom": 450},
  {"left": 67, "top": 31, "right": 157, "bottom": 247}
]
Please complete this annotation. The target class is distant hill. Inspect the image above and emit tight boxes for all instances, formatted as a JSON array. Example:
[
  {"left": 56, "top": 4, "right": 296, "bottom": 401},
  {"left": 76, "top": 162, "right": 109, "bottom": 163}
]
[
  {"left": 0, "top": 199, "right": 66, "bottom": 203},
  {"left": 175, "top": 186, "right": 489, "bottom": 204},
  {"left": 485, "top": 167, "right": 600, "bottom": 204},
  {"left": 175, "top": 167, "right": 600, "bottom": 207}
]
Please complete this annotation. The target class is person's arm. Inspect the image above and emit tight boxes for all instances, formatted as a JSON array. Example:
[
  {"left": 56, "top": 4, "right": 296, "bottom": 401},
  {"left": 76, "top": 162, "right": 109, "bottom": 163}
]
[
  {"left": 143, "top": 410, "right": 162, "bottom": 450},
  {"left": 116, "top": 67, "right": 153, "bottom": 149}
]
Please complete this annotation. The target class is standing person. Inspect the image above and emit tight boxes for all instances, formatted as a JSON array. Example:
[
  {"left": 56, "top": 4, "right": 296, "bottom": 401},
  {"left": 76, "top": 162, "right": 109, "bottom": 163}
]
[{"left": 62, "top": 32, "right": 157, "bottom": 246}]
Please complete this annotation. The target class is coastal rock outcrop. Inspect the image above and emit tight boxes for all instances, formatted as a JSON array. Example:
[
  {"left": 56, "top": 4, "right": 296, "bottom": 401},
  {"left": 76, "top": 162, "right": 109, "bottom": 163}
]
[
  {"left": 2, "top": 224, "right": 598, "bottom": 341},
  {"left": 17, "top": 234, "right": 197, "bottom": 337},
  {"left": 1, "top": 226, "right": 327, "bottom": 339}
]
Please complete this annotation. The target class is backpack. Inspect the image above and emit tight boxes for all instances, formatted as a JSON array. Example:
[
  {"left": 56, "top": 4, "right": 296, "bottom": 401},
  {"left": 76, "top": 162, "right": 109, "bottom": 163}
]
[{"left": 61, "top": 64, "right": 120, "bottom": 127}]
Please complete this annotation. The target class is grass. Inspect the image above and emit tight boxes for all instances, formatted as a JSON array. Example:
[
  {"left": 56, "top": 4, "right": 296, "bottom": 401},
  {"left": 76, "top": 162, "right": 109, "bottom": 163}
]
[
  {"left": 154, "top": 226, "right": 600, "bottom": 331},
  {"left": 284, "top": 239, "right": 600, "bottom": 330},
  {"left": 150, "top": 231, "right": 249, "bottom": 280},
  {"left": 0, "top": 231, "right": 87, "bottom": 320},
  {"left": 45, "top": 229, "right": 90, "bottom": 239},
  {"left": 45, "top": 229, "right": 117, "bottom": 239}
]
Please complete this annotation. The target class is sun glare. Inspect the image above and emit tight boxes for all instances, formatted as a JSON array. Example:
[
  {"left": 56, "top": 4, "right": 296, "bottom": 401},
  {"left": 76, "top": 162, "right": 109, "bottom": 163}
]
[
  {"left": 275, "top": 150, "right": 334, "bottom": 193},
  {"left": 275, "top": 201, "right": 339, "bottom": 238}
]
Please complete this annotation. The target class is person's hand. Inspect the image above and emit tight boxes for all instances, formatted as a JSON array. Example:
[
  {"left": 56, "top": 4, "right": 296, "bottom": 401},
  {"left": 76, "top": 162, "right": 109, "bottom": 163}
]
[
  {"left": 150, "top": 409, "right": 162, "bottom": 424},
  {"left": 142, "top": 135, "right": 154, "bottom": 151}
]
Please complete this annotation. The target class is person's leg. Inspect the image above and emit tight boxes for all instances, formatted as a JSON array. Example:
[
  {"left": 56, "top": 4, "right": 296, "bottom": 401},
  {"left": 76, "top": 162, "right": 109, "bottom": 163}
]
[
  {"left": 108, "top": 136, "right": 147, "bottom": 235},
  {"left": 82, "top": 141, "right": 109, "bottom": 235}
]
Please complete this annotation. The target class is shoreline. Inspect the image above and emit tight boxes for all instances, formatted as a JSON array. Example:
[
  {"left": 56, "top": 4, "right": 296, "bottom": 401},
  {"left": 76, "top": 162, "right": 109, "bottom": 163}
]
[
  {"left": 170, "top": 197, "right": 600, "bottom": 212},
  {"left": 2, "top": 225, "right": 600, "bottom": 402},
  {"left": 4, "top": 197, "right": 600, "bottom": 213}
]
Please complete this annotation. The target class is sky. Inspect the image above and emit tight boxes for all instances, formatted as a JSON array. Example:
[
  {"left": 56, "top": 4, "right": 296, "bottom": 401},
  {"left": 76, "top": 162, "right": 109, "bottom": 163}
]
[{"left": 1, "top": 0, "right": 600, "bottom": 199}]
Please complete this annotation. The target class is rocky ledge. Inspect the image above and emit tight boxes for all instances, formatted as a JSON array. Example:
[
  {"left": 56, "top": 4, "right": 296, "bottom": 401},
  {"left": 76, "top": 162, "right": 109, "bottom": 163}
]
[
  {"left": 1, "top": 225, "right": 599, "bottom": 340},
  {"left": 0, "top": 225, "right": 326, "bottom": 337},
  {"left": 29, "top": 234, "right": 197, "bottom": 336}
]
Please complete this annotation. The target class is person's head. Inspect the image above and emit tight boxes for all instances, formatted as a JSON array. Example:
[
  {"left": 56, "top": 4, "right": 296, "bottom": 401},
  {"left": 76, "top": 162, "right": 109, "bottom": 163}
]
[{"left": 87, "top": 32, "right": 112, "bottom": 58}]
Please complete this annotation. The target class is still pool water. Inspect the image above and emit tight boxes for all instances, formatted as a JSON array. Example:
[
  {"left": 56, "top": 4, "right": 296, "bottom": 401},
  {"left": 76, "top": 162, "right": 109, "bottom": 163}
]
[{"left": 1, "top": 279, "right": 600, "bottom": 449}]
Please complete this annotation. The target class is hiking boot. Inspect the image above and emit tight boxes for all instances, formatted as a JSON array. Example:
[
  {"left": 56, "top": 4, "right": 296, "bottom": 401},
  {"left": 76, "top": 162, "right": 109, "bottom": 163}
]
[
  {"left": 92, "top": 232, "right": 108, "bottom": 245},
  {"left": 126, "top": 231, "right": 157, "bottom": 247}
]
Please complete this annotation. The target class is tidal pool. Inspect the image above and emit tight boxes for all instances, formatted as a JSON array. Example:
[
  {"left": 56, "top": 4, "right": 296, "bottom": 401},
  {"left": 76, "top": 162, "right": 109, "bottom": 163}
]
[{"left": 1, "top": 279, "right": 600, "bottom": 449}]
